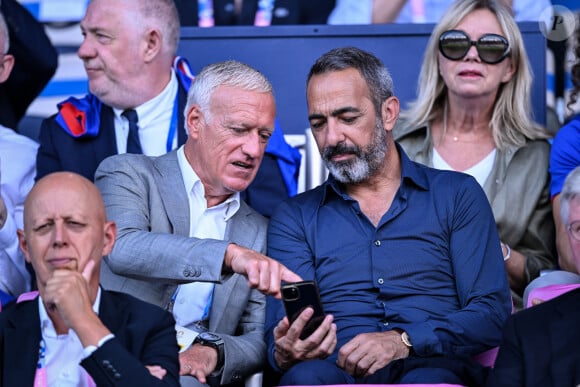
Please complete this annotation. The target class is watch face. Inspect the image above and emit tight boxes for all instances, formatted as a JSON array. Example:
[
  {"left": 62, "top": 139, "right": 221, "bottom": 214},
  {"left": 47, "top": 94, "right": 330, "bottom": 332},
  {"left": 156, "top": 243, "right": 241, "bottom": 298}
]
[{"left": 199, "top": 332, "right": 220, "bottom": 342}]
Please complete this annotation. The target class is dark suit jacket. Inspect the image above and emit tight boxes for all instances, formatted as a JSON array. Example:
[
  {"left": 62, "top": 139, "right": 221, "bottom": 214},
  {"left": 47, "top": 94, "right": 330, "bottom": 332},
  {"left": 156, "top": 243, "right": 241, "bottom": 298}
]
[
  {"left": 0, "top": 289, "right": 180, "bottom": 386},
  {"left": 175, "top": 0, "right": 335, "bottom": 26},
  {"left": 486, "top": 287, "right": 580, "bottom": 387},
  {"left": 0, "top": 0, "right": 58, "bottom": 130},
  {"left": 35, "top": 82, "right": 189, "bottom": 182}
]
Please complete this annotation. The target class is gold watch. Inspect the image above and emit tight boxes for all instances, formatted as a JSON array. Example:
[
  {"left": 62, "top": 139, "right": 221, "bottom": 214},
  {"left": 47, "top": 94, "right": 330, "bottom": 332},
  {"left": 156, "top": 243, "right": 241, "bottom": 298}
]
[{"left": 401, "top": 331, "right": 413, "bottom": 348}]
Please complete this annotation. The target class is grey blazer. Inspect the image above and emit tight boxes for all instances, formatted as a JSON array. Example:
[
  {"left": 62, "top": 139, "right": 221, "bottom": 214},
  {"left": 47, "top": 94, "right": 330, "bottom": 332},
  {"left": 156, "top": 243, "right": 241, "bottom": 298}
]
[{"left": 95, "top": 150, "right": 268, "bottom": 385}]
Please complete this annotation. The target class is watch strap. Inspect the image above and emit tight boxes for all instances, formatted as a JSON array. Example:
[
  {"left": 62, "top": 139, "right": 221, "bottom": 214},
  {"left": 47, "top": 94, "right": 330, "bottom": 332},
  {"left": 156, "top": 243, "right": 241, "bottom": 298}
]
[{"left": 195, "top": 333, "right": 225, "bottom": 370}]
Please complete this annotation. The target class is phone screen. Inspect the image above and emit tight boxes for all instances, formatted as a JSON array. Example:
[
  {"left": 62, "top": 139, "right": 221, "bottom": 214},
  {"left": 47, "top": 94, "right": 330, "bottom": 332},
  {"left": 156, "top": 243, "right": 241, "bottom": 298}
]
[{"left": 281, "top": 280, "right": 325, "bottom": 339}]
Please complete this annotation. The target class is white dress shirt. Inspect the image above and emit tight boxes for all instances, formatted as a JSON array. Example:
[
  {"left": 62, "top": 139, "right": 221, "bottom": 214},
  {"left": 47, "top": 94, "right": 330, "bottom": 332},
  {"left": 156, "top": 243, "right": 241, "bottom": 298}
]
[
  {"left": 113, "top": 70, "right": 180, "bottom": 156},
  {"left": 172, "top": 147, "right": 241, "bottom": 329},
  {"left": 0, "top": 126, "right": 38, "bottom": 296},
  {"left": 38, "top": 288, "right": 112, "bottom": 387}
]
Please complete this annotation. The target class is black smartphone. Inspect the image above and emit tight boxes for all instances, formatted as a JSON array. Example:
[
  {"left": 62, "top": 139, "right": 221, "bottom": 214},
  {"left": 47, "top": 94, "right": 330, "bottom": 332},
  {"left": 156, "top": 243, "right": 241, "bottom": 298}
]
[{"left": 281, "top": 280, "right": 325, "bottom": 340}]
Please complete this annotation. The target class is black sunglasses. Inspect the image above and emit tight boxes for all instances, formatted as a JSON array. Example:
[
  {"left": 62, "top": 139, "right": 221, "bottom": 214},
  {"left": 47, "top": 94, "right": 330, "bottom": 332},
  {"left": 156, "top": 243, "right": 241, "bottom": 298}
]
[{"left": 438, "top": 29, "right": 510, "bottom": 65}]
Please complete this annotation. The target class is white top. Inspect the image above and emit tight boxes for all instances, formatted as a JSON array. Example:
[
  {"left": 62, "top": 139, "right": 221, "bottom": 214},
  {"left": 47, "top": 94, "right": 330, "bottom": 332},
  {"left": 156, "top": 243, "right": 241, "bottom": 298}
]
[
  {"left": 432, "top": 147, "right": 496, "bottom": 187},
  {"left": 38, "top": 288, "right": 111, "bottom": 387},
  {"left": 0, "top": 126, "right": 38, "bottom": 296},
  {"left": 172, "top": 147, "right": 241, "bottom": 329},
  {"left": 113, "top": 71, "right": 180, "bottom": 156}
]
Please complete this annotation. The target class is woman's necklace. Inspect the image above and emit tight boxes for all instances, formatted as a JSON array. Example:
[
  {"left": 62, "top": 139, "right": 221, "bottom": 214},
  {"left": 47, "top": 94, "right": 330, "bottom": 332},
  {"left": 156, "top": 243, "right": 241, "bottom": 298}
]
[
  {"left": 440, "top": 102, "right": 458, "bottom": 143},
  {"left": 441, "top": 102, "right": 491, "bottom": 143},
  {"left": 442, "top": 102, "right": 459, "bottom": 142}
]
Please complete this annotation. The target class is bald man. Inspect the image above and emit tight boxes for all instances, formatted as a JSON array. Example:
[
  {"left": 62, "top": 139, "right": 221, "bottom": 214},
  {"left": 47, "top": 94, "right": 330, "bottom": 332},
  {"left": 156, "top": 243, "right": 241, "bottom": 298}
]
[{"left": 0, "top": 172, "right": 180, "bottom": 386}]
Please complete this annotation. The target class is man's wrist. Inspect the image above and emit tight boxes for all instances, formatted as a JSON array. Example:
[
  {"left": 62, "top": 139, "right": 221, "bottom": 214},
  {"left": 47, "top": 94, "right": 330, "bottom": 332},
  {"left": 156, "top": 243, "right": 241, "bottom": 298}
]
[
  {"left": 194, "top": 332, "right": 225, "bottom": 370},
  {"left": 392, "top": 329, "right": 413, "bottom": 356},
  {"left": 223, "top": 243, "right": 238, "bottom": 269},
  {"left": 82, "top": 333, "right": 115, "bottom": 359},
  {"left": 274, "top": 347, "right": 294, "bottom": 371}
]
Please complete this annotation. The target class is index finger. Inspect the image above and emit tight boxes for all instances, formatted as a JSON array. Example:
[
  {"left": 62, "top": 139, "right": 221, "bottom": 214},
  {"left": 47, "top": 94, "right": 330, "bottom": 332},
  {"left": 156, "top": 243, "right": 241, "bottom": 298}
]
[
  {"left": 280, "top": 267, "right": 302, "bottom": 284},
  {"left": 81, "top": 259, "right": 96, "bottom": 283},
  {"left": 269, "top": 268, "right": 302, "bottom": 299}
]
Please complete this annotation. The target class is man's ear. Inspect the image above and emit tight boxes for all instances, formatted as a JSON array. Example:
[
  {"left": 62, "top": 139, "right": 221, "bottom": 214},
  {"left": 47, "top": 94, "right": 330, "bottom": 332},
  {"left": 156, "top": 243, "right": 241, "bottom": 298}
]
[
  {"left": 381, "top": 96, "right": 400, "bottom": 132},
  {"left": 17, "top": 229, "right": 31, "bottom": 264},
  {"left": 186, "top": 104, "right": 205, "bottom": 139},
  {"left": 102, "top": 221, "right": 117, "bottom": 256},
  {"left": 0, "top": 54, "right": 14, "bottom": 83},
  {"left": 142, "top": 28, "right": 162, "bottom": 63}
]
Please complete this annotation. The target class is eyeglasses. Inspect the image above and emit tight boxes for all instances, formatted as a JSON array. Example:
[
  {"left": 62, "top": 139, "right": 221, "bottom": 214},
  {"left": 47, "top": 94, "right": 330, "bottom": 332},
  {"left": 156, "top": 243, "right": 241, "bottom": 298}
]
[
  {"left": 568, "top": 220, "right": 580, "bottom": 242},
  {"left": 439, "top": 29, "right": 510, "bottom": 65}
]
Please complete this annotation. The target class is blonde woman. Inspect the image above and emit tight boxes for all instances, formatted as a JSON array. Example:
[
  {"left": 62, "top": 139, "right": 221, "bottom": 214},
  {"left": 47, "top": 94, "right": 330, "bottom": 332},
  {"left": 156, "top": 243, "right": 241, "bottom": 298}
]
[{"left": 395, "top": 0, "right": 555, "bottom": 309}]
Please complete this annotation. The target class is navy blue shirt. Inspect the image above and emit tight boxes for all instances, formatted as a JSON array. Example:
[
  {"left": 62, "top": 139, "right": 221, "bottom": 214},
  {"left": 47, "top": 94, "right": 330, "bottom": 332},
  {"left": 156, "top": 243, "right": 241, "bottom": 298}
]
[{"left": 265, "top": 145, "right": 511, "bottom": 367}]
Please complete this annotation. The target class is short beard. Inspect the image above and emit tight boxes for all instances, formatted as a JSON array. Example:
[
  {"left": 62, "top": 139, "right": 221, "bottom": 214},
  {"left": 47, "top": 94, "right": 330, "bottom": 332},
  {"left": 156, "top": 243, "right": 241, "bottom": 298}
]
[{"left": 322, "top": 118, "right": 387, "bottom": 184}]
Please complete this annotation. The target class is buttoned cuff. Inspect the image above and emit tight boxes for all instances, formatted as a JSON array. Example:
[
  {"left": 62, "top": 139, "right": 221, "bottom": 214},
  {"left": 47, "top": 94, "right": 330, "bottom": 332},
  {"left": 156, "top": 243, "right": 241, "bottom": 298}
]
[{"left": 82, "top": 334, "right": 115, "bottom": 359}]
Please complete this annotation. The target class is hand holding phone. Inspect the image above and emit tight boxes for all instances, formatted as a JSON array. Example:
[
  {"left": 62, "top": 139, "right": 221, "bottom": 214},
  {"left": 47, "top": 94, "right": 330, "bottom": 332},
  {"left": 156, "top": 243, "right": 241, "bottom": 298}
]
[{"left": 281, "top": 280, "right": 325, "bottom": 340}]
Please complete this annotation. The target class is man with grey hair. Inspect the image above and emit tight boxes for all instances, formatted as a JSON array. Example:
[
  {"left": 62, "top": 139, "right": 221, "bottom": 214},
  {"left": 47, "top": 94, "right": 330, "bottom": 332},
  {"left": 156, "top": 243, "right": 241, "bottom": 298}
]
[
  {"left": 35, "top": 0, "right": 299, "bottom": 220},
  {"left": 0, "top": 8, "right": 39, "bottom": 305},
  {"left": 36, "top": 0, "right": 186, "bottom": 181},
  {"left": 558, "top": 167, "right": 580, "bottom": 274},
  {"left": 95, "top": 60, "right": 301, "bottom": 387},
  {"left": 265, "top": 46, "right": 511, "bottom": 385},
  {"left": 488, "top": 165, "right": 580, "bottom": 386}
]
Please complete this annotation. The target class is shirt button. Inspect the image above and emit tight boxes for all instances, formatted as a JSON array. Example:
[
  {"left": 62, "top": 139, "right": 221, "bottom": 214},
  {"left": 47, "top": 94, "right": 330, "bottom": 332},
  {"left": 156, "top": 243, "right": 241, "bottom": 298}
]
[
  {"left": 378, "top": 278, "right": 384, "bottom": 284},
  {"left": 383, "top": 321, "right": 389, "bottom": 326},
  {"left": 374, "top": 240, "right": 381, "bottom": 246}
]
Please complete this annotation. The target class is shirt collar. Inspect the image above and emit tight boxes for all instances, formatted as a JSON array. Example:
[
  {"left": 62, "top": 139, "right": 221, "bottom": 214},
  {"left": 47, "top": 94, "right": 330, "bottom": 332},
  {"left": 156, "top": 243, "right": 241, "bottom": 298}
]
[
  {"left": 397, "top": 142, "right": 429, "bottom": 191},
  {"left": 320, "top": 143, "right": 429, "bottom": 205},
  {"left": 38, "top": 287, "right": 102, "bottom": 338},
  {"left": 176, "top": 146, "right": 240, "bottom": 219},
  {"left": 113, "top": 70, "right": 178, "bottom": 124}
]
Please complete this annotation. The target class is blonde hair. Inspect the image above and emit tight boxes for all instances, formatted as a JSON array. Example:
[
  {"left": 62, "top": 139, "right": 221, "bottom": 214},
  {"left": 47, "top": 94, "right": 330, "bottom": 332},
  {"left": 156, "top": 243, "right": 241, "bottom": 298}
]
[{"left": 401, "top": 0, "right": 548, "bottom": 149}]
